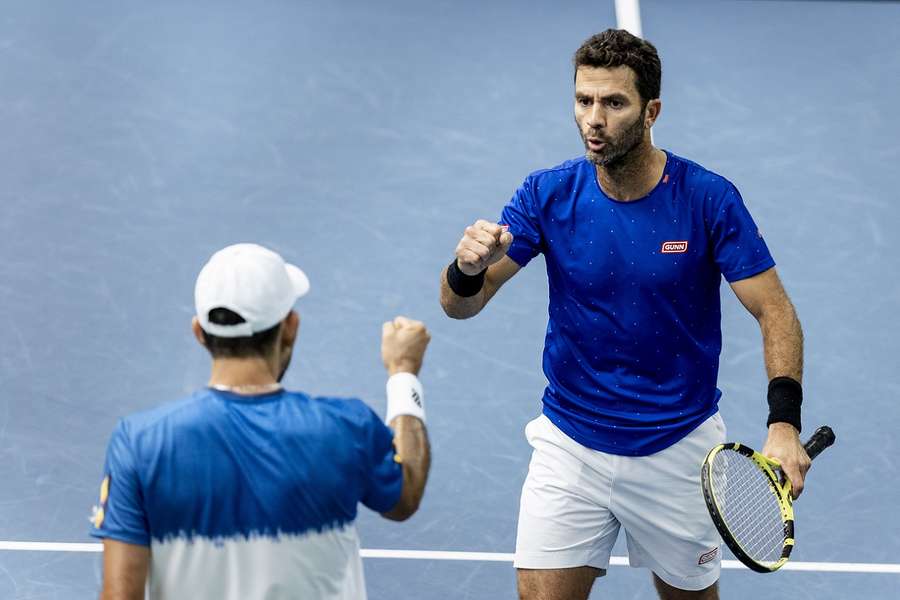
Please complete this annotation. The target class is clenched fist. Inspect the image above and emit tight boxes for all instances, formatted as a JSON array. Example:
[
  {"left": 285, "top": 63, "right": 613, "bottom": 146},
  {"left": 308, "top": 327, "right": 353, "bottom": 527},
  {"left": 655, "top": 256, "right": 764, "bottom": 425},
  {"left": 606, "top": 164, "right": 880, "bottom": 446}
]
[
  {"left": 381, "top": 316, "right": 431, "bottom": 376},
  {"left": 455, "top": 220, "right": 514, "bottom": 276}
]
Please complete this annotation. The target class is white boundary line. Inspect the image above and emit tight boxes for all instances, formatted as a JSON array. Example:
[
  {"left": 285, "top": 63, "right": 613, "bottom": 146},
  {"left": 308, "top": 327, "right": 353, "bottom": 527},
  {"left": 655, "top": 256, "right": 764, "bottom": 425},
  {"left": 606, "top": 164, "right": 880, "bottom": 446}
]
[
  {"left": 2, "top": 542, "right": 898, "bottom": 574},
  {"left": 614, "top": 0, "right": 643, "bottom": 37},
  {"left": 0, "top": 542, "right": 102, "bottom": 553}
]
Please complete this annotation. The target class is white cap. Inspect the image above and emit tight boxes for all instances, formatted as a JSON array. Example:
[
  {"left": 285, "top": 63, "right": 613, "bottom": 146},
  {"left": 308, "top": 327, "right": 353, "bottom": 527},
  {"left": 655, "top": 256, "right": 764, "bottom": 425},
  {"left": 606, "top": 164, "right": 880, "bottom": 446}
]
[{"left": 194, "top": 243, "right": 310, "bottom": 338}]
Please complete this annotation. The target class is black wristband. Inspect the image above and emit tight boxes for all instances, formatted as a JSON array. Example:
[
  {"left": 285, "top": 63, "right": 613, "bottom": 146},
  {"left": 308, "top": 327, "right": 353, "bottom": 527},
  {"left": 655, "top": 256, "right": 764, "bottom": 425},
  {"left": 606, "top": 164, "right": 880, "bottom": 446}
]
[
  {"left": 446, "top": 259, "right": 486, "bottom": 297},
  {"left": 766, "top": 376, "right": 802, "bottom": 432}
]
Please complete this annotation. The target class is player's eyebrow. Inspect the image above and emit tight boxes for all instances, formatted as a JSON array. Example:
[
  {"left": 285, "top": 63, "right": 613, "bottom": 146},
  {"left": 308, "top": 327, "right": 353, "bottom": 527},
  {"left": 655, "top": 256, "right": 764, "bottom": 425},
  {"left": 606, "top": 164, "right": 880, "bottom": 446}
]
[{"left": 575, "top": 90, "right": 629, "bottom": 100}]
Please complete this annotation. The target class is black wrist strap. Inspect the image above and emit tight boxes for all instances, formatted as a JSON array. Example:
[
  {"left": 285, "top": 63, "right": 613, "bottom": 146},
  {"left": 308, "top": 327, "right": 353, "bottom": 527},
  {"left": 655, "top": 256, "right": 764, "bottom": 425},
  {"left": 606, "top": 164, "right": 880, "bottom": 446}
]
[
  {"left": 446, "top": 259, "right": 486, "bottom": 297},
  {"left": 766, "top": 376, "right": 802, "bottom": 432}
]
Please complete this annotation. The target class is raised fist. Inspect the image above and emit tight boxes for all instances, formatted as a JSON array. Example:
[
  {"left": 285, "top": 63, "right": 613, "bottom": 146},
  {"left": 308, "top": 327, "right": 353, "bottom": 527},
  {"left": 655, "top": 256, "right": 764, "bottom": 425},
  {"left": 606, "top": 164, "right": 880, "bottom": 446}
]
[
  {"left": 454, "top": 220, "right": 514, "bottom": 276},
  {"left": 381, "top": 316, "right": 431, "bottom": 376}
]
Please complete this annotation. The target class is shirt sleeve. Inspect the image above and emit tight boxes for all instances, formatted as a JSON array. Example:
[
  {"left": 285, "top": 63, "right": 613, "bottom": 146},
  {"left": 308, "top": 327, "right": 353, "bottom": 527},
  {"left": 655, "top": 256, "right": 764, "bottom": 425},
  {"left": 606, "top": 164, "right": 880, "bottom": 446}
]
[
  {"left": 499, "top": 176, "right": 543, "bottom": 267},
  {"left": 708, "top": 182, "right": 776, "bottom": 282},
  {"left": 89, "top": 420, "right": 150, "bottom": 546},
  {"left": 359, "top": 405, "right": 404, "bottom": 513}
]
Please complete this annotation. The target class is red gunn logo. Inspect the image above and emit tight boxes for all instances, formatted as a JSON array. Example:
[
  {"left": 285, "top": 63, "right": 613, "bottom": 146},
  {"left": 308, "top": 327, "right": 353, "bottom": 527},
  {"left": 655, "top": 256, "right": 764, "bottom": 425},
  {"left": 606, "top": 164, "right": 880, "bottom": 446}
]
[{"left": 661, "top": 241, "right": 688, "bottom": 254}]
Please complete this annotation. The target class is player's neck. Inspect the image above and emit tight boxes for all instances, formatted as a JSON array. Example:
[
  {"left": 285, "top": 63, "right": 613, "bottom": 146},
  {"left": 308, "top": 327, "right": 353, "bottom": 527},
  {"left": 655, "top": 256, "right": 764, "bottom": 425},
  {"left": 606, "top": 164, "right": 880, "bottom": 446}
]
[
  {"left": 595, "top": 142, "right": 666, "bottom": 202},
  {"left": 208, "top": 356, "right": 280, "bottom": 389}
]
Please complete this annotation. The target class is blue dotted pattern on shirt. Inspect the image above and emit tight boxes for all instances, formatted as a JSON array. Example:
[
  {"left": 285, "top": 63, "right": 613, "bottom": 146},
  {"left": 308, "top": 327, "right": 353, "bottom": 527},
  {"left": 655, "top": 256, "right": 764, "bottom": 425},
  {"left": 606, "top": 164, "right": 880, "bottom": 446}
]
[{"left": 500, "top": 151, "right": 775, "bottom": 456}]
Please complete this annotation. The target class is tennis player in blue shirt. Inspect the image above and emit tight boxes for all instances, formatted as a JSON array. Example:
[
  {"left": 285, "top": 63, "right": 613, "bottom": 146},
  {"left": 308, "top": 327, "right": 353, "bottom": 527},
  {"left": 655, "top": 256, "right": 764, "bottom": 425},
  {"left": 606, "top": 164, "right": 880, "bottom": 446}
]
[
  {"left": 92, "top": 243, "right": 432, "bottom": 600},
  {"left": 440, "top": 29, "right": 809, "bottom": 600}
]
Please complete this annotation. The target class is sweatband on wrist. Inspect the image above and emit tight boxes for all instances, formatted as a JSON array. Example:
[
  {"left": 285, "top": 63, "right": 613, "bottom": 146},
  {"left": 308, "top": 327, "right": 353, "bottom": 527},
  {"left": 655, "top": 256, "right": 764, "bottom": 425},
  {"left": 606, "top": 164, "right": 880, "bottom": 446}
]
[
  {"left": 766, "top": 376, "right": 802, "bottom": 432},
  {"left": 386, "top": 372, "right": 425, "bottom": 423},
  {"left": 446, "top": 259, "right": 486, "bottom": 297}
]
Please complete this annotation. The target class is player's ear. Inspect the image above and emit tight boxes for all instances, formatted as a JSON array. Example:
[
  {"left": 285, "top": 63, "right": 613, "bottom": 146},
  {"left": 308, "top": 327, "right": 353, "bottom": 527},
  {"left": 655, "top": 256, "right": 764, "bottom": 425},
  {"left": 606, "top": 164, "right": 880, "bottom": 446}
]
[
  {"left": 645, "top": 99, "right": 661, "bottom": 128},
  {"left": 281, "top": 311, "right": 299, "bottom": 348},
  {"left": 191, "top": 317, "right": 208, "bottom": 348}
]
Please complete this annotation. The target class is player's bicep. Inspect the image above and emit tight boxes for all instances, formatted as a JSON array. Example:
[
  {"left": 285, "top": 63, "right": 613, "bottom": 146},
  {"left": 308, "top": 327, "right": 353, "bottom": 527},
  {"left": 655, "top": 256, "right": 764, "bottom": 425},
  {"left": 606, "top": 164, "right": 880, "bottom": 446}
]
[
  {"left": 363, "top": 448, "right": 404, "bottom": 514},
  {"left": 358, "top": 406, "right": 405, "bottom": 514},
  {"left": 707, "top": 183, "right": 775, "bottom": 281},
  {"left": 101, "top": 539, "right": 149, "bottom": 600},
  {"left": 91, "top": 422, "right": 150, "bottom": 547},
  {"left": 381, "top": 415, "right": 429, "bottom": 521},
  {"left": 728, "top": 267, "right": 786, "bottom": 320},
  {"left": 500, "top": 176, "right": 543, "bottom": 266},
  {"left": 381, "top": 461, "right": 418, "bottom": 522}
]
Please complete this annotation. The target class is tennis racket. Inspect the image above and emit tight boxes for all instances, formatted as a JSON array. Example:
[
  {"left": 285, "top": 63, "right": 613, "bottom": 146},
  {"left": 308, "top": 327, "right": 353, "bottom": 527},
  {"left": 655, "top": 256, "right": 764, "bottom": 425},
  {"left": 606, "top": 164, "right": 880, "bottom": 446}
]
[{"left": 700, "top": 425, "right": 836, "bottom": 573}]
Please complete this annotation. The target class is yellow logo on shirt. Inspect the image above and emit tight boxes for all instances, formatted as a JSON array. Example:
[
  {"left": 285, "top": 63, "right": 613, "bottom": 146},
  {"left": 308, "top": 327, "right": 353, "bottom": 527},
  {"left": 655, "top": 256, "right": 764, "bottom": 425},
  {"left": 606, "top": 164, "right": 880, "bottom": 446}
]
[{"left": 91, "top": 476, "right": 110, "bottom": 529}]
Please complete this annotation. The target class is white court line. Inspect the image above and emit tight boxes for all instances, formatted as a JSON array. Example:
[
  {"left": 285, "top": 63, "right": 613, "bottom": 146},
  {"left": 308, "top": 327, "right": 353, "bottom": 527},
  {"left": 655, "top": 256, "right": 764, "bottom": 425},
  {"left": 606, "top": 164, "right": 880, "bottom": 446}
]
[
  {"left": 2, "top": 542, "right": 899, "bottom": 574},
  {"left": 362, "top": 551, "right": 900, "bottom": 574},
  {"left": 614, "top": 0, "right": 643, "bottom": 37},
  {"left": 0, "top": 542, "right": 102, "bottom": 553}
]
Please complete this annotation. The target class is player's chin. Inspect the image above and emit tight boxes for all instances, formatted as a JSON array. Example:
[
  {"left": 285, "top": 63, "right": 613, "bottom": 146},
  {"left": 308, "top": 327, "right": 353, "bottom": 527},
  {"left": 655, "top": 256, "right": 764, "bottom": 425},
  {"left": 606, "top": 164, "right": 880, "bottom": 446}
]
[{"left": 585, "top": 149, "right": 607, "bottom": 166}]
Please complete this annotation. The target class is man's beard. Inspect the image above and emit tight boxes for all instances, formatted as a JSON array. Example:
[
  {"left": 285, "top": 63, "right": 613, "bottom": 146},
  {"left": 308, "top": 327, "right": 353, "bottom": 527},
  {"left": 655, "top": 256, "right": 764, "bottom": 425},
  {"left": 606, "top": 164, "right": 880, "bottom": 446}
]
[{"left": 580, "top": 108, "right": 646, "bottom": 169}]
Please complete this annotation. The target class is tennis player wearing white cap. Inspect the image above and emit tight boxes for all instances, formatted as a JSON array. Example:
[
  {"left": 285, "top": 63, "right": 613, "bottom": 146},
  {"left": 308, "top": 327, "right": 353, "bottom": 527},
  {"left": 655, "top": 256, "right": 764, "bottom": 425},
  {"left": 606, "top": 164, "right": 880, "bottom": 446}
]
[{"left": 91, "top": 243, "right": 431, "bottom": 600}]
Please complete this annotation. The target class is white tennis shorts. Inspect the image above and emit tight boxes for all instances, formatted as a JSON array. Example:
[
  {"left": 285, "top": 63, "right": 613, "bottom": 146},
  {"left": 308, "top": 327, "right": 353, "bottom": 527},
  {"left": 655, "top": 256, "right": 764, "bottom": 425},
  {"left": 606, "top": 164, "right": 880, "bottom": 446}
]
[{"left": 514, "top": 412, "right": 726, "bottom": 591}]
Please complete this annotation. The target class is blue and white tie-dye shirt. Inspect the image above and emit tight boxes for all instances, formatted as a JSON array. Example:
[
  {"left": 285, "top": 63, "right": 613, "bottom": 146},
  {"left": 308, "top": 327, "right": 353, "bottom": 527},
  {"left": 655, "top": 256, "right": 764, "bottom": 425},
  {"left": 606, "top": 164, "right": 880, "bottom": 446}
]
[{"left": 90, "top": 388, "right": 402, "bottom": 600}]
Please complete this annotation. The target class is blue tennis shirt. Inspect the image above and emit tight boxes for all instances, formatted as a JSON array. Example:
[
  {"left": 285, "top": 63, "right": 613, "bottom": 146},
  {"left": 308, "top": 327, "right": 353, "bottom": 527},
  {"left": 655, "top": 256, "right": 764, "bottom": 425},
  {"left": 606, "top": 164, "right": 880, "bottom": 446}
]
[
  {"left": 90, "top": 388, "right": 402, "bottom": 600},
  {"left": 500, "top": 151, "right": 774, "bottom": 456}
]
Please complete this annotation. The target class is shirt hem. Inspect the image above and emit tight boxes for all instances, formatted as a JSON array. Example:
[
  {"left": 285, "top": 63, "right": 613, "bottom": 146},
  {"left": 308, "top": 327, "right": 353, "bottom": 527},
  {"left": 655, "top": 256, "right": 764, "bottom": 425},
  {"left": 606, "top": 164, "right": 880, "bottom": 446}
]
[
  {"left": 541, "top": 404, "right": 719, "bottom": 457},
  {"left": 505, "top": 245, "right": 536, "bottom": 267},
  {"left": 722, "top": 257, "right": 776, "bottom": 283},
  {"left": 362, "top": 477, "right": 404, "bottom": 514},
  {"left": 90, "top": 530, "right": 151, "bottom": 547}
]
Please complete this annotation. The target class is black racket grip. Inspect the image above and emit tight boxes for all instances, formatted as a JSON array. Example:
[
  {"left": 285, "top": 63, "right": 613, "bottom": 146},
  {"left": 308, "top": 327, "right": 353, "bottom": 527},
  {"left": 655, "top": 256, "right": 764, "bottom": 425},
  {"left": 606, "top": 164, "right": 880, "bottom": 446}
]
[{"left": 803, "top": 425, "right": 835, "bottom": 460}]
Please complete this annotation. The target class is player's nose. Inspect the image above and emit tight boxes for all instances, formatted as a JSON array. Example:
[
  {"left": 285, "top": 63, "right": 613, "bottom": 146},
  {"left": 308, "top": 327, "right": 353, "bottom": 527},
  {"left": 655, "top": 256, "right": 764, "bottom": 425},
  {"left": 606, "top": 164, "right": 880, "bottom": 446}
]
[{"left": 586, "top": 105, "right": 606, "bottom": 129}]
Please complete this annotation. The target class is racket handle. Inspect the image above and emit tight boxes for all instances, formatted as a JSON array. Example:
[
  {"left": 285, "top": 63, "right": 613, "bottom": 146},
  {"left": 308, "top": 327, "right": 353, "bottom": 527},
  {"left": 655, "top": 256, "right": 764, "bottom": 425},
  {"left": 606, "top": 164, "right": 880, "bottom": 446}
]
[{"left": 803, "top": 425, "right": 836, "bottom": 460}]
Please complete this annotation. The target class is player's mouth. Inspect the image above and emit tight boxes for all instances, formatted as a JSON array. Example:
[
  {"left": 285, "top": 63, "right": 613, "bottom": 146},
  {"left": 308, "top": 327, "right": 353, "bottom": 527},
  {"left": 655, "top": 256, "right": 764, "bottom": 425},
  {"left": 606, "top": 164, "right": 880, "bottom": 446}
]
[{"left": 587, "top": 138, "right": 606, "bottom": 151}]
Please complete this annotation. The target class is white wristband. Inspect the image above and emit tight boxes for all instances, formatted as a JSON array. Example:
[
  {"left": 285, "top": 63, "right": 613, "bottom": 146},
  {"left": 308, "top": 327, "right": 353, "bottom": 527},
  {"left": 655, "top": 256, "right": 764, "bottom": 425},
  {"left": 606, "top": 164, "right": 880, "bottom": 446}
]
[{"left": 385, "top": 372, "right": 425, "bottom": 423}]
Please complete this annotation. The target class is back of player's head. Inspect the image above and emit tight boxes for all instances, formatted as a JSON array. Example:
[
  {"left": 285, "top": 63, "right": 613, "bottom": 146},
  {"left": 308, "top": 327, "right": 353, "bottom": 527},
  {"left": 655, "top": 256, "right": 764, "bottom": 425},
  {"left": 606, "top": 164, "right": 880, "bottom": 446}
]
[
  {"left": 193, "top": 243, "right": 309, "bottom": 358},
  {"left": 573, "top": 29, "right": 662, "bottom": 104},
  {"left": 201, "top": 307, "right": 283, "bottom": 358}
]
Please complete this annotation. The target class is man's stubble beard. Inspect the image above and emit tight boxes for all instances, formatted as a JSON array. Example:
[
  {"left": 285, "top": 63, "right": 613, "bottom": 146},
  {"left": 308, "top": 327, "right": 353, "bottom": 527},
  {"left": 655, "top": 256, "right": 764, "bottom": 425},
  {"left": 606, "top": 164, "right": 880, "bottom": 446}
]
[{"left": 579, "top": 106, "right": 647, "bottom": 172}]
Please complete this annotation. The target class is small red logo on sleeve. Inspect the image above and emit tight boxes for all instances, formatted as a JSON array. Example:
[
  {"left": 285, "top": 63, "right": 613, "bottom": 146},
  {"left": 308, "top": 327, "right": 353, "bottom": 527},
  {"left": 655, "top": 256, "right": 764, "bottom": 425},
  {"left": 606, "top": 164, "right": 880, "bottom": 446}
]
[{"left": 661, "top": 241, "right": 688, "bottom": 253}]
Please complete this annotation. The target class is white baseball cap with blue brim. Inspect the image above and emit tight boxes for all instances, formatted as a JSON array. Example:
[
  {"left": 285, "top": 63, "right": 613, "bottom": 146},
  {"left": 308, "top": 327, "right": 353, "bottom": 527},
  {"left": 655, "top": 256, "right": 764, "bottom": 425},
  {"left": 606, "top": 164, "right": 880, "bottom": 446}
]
[{"left": 194, "top": 243, "right": 310, "bottom": 338}]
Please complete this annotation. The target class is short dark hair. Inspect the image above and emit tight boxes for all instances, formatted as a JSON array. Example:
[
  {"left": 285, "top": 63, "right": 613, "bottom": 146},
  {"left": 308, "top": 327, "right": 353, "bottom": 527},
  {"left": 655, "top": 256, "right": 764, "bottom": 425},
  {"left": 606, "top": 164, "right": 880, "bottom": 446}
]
[
  {"left": 573, "top": 29, "right": 661, "bottom": 104},
  {"left": 201, "top": 308, "right": 281, "bottom": 359}
]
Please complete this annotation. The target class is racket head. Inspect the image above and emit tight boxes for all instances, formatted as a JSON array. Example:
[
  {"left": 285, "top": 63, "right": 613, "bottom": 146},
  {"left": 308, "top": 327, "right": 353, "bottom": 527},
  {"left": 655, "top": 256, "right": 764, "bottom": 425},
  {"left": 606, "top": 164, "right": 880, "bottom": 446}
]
[{"left": 701, "top": 443, "right": 794, "bottom": 573}]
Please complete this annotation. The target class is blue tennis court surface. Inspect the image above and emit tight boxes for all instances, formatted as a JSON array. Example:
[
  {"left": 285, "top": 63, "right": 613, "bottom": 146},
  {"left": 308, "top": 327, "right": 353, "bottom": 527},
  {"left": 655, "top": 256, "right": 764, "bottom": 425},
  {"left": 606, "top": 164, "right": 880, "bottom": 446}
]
[{"left": 1, "top": 0, "right": 898, "bottom": 597}]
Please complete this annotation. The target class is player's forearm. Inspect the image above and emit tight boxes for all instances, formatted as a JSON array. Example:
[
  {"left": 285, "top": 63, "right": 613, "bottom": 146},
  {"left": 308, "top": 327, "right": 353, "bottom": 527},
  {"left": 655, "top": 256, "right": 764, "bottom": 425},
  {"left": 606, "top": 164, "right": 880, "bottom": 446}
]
[
  {"left": 384, "top": 415, "right": 430, "bottom": 521},
  {"left": 758, "top": 299, "right": 803, "bottom": 382},
  {"left": 439, "top": 266, "right": 487, "bottom": 319}
]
